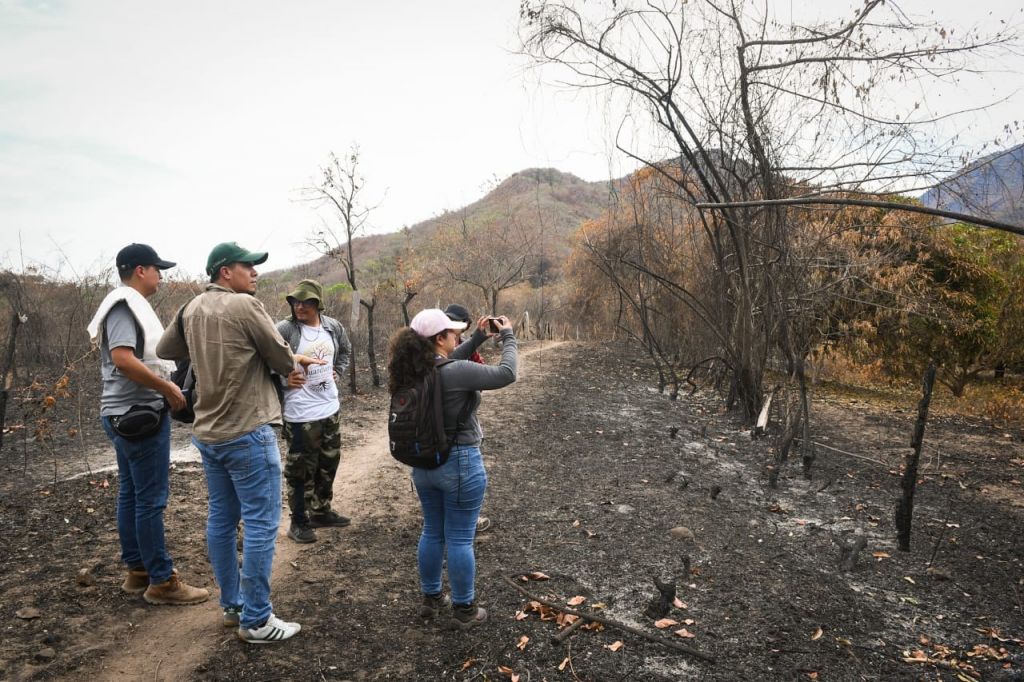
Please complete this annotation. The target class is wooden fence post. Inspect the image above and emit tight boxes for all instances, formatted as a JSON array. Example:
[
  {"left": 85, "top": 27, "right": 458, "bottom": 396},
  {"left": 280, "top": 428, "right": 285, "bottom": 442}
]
[{"left": 895, "top": 363, "right": 936, "bottom": 552}]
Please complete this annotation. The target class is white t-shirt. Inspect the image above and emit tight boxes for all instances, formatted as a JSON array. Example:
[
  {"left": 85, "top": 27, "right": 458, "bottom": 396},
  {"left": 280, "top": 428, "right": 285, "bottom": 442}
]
[{"left": 282, "top": 324, "right": 340, "bottom": 423}]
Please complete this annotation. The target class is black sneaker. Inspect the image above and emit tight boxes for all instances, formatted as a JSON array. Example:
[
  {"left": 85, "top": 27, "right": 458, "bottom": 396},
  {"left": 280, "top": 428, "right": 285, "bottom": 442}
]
[
  {"left": 452, "top": 603, "right": 488, "bottom": 630},
  {"left": 419, "top": 592, "right": 451, "bottom": 619},
  {"left": 287, "top": 520, "right": 317, "bottom": 544},
  {"left": 307, "top": 511, "right": 351, "bottom": 528}
]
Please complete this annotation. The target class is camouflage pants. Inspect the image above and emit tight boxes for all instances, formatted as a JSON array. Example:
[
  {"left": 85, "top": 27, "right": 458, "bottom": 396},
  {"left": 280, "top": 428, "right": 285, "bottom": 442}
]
[{"left": 282, "top": 412, "right": 341, "bottom": 521}]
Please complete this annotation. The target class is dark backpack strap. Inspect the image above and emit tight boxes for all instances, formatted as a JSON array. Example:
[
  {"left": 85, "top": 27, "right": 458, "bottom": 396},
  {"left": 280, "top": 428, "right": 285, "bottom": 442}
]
[
  {"left": 175, "top": 302, "right": 187, "bottom": 342},
  {"left": 130, "top": 313, "right": 145, "bottom": 361}
]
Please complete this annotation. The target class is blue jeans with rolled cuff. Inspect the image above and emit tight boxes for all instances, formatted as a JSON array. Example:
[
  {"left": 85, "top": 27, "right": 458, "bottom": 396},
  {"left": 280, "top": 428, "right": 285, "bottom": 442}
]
[
  {"left": 102, "top": 412, "right": 175, "bottom": 585},
  {"left": 412, "top": 444, "right": 487, "bottom": 605},
  {"left": 194, "top": 425, "right": 282, "bottom": 629}
]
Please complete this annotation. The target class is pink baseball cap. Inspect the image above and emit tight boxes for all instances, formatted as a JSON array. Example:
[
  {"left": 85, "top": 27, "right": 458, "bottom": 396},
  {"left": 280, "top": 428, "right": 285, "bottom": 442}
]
[{"left": 410, "top": 308, "right": 468, "bottom": 338}]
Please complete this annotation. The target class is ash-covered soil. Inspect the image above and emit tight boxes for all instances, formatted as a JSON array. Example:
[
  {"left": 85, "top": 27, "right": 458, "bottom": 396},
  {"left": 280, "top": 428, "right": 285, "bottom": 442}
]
[{"left": 1, "top": 342, "right": 1021, "bottom": 681}]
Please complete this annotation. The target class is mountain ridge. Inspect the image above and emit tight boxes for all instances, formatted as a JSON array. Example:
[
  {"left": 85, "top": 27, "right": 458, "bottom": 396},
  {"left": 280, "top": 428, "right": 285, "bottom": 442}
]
[
  {"left": 267, "top": 167, "right": 616, "bottom": 284},
  {"left": 921, "top": 143, "right": 1024, "bottom": 225}
]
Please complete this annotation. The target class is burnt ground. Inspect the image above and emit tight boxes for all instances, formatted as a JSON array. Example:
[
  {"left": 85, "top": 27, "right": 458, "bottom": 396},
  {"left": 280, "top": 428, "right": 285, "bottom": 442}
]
[{"left": 0, "top": 341, "right": 1021, "bottom": 681}]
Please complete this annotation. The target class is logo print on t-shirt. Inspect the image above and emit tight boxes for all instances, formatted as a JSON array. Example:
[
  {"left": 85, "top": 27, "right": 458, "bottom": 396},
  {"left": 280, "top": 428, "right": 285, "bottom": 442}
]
[{"left": 305, "top": 339, "right": 333, "bottom": 392}]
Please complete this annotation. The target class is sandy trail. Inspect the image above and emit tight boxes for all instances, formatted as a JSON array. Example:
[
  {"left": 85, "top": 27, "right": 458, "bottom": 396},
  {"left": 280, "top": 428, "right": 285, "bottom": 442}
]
[{"left": 89, "top": 341, "right": 564, "bottom": 681}]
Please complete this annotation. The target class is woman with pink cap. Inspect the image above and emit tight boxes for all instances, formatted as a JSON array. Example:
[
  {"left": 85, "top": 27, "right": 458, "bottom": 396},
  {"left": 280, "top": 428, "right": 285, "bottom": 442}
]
[{"left": 386, "top": 308, "right": 517, "bottom": 629}]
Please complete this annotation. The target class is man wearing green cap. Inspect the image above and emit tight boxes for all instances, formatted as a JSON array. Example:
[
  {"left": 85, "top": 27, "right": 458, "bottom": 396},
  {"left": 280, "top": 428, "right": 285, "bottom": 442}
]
[
  {"left": 157, "top": 242, "right": 324, "bottom": 644},
  {"left": 276, "top": 279, "right": 352, "bottom": 544}
]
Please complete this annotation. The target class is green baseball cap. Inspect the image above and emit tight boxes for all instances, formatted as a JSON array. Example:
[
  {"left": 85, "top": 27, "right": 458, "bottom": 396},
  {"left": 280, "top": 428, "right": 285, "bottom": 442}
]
[
  {"left": 206, "top": 242, "right": 268, "bottom": 277},
  {"left": 286, "top": 279, "right": 325, "bottom": 311}
]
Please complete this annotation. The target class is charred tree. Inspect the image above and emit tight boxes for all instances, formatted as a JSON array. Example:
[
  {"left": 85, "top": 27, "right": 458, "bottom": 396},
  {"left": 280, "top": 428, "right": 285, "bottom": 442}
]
[{"left": 0, "top": 310, "right": 23, "bottom": 451}]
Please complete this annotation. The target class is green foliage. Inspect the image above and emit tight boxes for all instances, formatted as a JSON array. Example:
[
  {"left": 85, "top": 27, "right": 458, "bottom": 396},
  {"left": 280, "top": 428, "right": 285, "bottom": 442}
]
[
  {"left": 325, "top": 282, "right": 353, "bottom": 295},
  {"left": 868, "top": 223, "right": 1024, "bottom": 396}
]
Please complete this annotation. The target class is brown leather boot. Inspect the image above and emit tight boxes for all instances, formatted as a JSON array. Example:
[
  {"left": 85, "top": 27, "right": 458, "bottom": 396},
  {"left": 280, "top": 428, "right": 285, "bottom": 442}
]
[
  {"left": 143, "top": 573, "right": 210, "bottom": 605},
  {"left": 121, "top": 567, "right": 149, "bottom": 594}
]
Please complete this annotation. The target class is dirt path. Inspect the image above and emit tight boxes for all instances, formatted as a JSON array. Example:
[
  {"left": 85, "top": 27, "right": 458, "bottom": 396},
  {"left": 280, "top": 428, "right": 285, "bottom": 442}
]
[{"left": 91, "top": 340, "right": 565, "bottom": 681}]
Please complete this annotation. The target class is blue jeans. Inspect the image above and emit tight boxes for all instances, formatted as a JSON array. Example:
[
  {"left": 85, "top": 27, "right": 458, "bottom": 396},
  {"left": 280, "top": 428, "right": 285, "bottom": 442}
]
[
  {"left": 102, "top": 412, "right": 174, "bottom": 584},
  {"left": 412, "top": 445, "right": 487, "bottom": 605},
  {"left": 194, "top": 425, "right": 282, "bottom": 629}
]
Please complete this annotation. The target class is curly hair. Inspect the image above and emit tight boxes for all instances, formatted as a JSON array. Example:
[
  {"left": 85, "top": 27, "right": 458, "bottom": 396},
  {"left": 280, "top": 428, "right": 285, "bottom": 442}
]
[{"left": 387, "top": 327, "right": 436, "bottom": 393}]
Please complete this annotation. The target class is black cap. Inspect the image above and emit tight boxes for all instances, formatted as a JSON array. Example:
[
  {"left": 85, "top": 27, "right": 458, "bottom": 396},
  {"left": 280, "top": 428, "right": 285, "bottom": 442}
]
[
  {"left": 444, "top": 304, "right": 472, "bottom": 324},
  {"left": 116, "top": 244, "right": 176, "bottom": 272}
]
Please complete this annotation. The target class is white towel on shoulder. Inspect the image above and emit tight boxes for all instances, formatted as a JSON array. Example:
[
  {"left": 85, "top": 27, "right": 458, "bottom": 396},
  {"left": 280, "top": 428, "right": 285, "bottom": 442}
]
[{"left": 87, "top": 286, "right": 176, "bottom": 379}]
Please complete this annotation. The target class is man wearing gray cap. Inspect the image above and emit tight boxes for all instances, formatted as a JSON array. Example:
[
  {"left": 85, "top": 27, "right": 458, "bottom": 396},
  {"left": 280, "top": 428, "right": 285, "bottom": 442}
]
[
  {"left": 157, "top": 242, "right": 322, "bottom": 644},
  {"left": 87, "top": 244, "right": 209, "bottom": 607}
]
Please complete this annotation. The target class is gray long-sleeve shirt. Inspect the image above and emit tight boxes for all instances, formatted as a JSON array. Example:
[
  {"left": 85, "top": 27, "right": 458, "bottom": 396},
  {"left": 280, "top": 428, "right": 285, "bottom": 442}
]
[{"left": 440, "top": 328, "right": 518, "bottom": 446}]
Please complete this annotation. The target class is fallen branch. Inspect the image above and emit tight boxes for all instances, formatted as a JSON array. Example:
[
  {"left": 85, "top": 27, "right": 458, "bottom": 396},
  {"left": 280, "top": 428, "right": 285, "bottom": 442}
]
[
  {"left": 500, "top": 574, "right": 715, "bottom": 663},
  {"left": 552, "top": 616, "right": 587, "bottom": 644}
]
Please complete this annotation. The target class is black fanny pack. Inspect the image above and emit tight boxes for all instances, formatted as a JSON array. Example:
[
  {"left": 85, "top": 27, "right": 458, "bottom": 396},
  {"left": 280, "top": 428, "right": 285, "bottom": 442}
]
[{"left": 110, "top": 404, "right": 165, "bottom": 440}]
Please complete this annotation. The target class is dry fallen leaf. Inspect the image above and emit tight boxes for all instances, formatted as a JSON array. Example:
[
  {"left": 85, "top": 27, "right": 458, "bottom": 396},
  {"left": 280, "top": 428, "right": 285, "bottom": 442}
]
[
  {"left": 514, "top": 610, "right": 528, "bottom": 621},
  {"left": 558, "top": 657, "right": 570, "bottom": 671},
  {"left": 605, "top": 641, "right": 624, "bottom": 652},
  {"left": 567, "top": 595, "right": 586, "bottom": 606},
  {"left": 872, "top": 551, "right": 890, "bottom": 559},
  {"left": 904, "top": 576, "right": 916, "bottom": 585},
  {"left": 516, "top": 635, "right": 529, "bottom": 651},
  {"left": 674, "top": 628, "right": 697, "bottom": 638},
  {"left": 522, "top": 571, "right": 550, "bottom": 581},
  {"left": 460, "top": 658, "right": 477, "bottom": 672},
  {"left": 683, "top": 618, "right": 695, "bottom": 626},
  {"left": 902, "top": 649, "right": 930, "bottom": 663},
  {"left": 572, "top": 519, "right": 581, "bottom": 527},
  {"left": 811, "top": 627, "right": 823, "bottom": 641},
  {"left": 807, "top": 672, "right": 819, "bottom": 680},
  {"left": 672, "top": 597, "right": 687, "bottom": 609},
  {"left": 654, "top": 618, "right": 679, "bottom": 629}
]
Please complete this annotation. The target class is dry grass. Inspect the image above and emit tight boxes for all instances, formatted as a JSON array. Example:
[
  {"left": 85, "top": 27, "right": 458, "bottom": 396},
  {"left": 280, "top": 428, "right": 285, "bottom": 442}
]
[{"left": 812, "top": 353, "right": 1024, "bottom": 428}]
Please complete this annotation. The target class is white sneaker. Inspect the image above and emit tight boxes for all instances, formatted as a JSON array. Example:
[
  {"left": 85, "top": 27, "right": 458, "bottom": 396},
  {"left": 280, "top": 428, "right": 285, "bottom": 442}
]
[{"left": 237, "top": 614, "right": 302, "bottom": 644}]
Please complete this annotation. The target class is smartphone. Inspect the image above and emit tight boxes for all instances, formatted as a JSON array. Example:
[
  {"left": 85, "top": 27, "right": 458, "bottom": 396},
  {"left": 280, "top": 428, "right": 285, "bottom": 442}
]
[{"left": 487, "top": 317, "right": 501, "bottom": 333}]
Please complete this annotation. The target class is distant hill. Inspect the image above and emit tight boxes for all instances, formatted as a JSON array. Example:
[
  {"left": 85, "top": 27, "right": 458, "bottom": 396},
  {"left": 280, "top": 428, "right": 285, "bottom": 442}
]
[
  {"left": 921, "top": 144, "right": 1024, "bottom": 225},
  {"left": 268, "top": 168, "right": 616, "bottom": 284}
]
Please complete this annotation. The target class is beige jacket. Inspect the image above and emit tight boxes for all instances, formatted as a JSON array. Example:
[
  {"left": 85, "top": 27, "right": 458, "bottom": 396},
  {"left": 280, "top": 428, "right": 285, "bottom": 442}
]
[{"left": 156, "top": 283, "right": 295, "bottom": 444}]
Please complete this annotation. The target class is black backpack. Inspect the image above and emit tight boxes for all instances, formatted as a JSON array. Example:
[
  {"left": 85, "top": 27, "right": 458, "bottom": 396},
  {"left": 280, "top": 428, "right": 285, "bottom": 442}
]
[
  {"left": 168, "top": 304, "right": 196, "bottom": 424},
  {"left": 388, "top": 358, "right": 465, "bottom": 469}
]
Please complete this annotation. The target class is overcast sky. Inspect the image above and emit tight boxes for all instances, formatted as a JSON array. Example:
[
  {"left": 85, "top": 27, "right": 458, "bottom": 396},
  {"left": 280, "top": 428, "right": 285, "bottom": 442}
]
[{"left": 1, "top": 0, "right": 1022, "bottom": 278}]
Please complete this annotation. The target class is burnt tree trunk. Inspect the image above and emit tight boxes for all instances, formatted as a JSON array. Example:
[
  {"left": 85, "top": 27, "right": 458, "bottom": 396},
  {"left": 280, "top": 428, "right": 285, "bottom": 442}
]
[
  {"left": 895, "top": 363, "right": 936, "bottom": 552},
  {"left": 797, "top": 357, "right": 815, "bottom": 480},
  {"left": 347, "top": 335, "right": 358, "bottom": 395},
  {"left": 361, "top": 299, "right": 381, "bottom": 388},
  {"left": 768, "top": 391, "right": 802, "bottom": 488},
  {"left": 400, "top": 292, "right": 415, "bottom": 326},
  {"left": 0, "top": 310, "right": 23, "bottom": 451}
]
